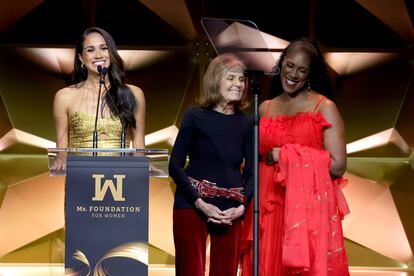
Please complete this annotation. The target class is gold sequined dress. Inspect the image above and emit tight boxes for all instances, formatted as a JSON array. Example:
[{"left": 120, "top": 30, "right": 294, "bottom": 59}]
[{"left": 68, "top": 112, "right": 131, "bottom": 148}]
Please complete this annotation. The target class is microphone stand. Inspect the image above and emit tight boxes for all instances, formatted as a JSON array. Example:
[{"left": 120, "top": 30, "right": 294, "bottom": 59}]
[
  {"left": 244, "top": 69, "right": 264, "bottom": 276},
  {"left": 103, "top": 80, "right": 126, "bottom": 156},
  {"left": 120, "top": 128, "right": 126, "bottom": 157},
  {"left": 93, "top": 65, "right": 106, "bottom": 156}
]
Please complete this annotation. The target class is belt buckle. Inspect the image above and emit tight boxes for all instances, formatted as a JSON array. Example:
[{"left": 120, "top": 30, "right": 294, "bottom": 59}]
[
  {"left": 189, "top": 177, "right": 245, "bottom": 203},
  {"left": 198, "top": 179, "right": 218, "bottom": 197}
]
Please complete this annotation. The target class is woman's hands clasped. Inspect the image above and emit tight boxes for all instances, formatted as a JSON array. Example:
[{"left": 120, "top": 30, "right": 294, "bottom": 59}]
[{"left": 195, "top": 198, "right": 245, "bottom": 225}]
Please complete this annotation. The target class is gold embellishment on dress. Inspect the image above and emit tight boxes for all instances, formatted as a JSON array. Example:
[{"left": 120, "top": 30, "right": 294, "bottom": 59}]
[
  {"left": 69, "top": 112, "right": 131, "bottom": 148},
  {"left": 330, "top": 214, "right": 338, "bottom": 221},
  {"left": 327, "top": 246, "right": 344, "bottom": 256},
  {"left": 289, "top": 219, "right": 306, "bottom": 230}
]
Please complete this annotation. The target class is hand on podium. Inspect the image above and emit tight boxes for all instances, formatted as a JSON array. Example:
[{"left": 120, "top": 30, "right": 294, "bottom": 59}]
[{"left": 50, "top": 152, "right": 67, "bottom": 175}]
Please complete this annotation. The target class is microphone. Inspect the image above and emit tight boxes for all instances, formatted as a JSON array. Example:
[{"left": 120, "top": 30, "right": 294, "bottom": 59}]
[
  {"left": 98, "top": 69, "right": 127, "bottom": 152},
  {"left": 97, "top": 65, "right": 108, "bottom": 80},
  {"left": 92, "top": 65, "right": 107, "bottom": 154}
]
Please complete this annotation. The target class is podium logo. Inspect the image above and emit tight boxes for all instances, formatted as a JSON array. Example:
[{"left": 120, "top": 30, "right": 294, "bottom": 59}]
[{"left": 92, "top": 174, "right": 126, "bottom": 201}]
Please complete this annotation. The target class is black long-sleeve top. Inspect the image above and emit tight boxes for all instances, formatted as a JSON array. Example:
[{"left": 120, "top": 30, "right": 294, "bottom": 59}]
[{"left": 169, "top": 106, "right": 253, "bottom": 210}]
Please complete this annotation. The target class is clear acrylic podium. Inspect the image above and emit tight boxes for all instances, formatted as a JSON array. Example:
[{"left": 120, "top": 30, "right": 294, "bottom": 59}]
[
  {"left": 47, "top": 147, "right": 168, "bottom": 276},
  {"left": 47, "top": 147, "right": 169, "bottom": 178}
]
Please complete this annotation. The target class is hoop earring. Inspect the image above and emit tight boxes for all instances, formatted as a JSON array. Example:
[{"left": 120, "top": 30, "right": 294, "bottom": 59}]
[
  {"left": 273, "top": 64, "right": 280, "bottom": 75},
  {"left": 81, "top": 63, "right": 86, "bottom": 69}
]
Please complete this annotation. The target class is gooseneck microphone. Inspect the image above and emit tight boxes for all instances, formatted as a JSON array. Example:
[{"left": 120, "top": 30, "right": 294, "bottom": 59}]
[{"left": 92, "top": 65, "right": 107, "bottom": 155}]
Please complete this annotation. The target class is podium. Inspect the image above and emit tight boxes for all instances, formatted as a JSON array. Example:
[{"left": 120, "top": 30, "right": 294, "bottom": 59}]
[{"left": 47, "top": 148, "right": 168, "bottom": 276}]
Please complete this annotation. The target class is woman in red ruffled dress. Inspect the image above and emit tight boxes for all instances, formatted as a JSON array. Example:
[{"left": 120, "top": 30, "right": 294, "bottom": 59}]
[{"left": 240, "top": 38, "right": 350, "bottom": 276}]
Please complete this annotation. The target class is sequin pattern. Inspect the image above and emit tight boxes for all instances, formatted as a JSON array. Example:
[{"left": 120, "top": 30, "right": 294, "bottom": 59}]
[{"left": 68, "top": 112, "right": 131, "bottom": 148}]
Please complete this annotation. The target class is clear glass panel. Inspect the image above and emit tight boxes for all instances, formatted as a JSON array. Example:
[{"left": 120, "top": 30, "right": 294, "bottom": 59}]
[
  {"left": 201, "top": 18, "right": 276, "bottom": 74},
  {"left": 47, "top": 148, "right": 169, "bottom": 178}
]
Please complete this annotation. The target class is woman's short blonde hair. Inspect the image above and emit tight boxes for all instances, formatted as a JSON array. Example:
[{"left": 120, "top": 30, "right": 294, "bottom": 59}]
[{"left": 198, "top": 53, "right": 249, "bottom": 110}]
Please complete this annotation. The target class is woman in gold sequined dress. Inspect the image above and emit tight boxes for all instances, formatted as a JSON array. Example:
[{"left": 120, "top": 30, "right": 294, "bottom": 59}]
[{"left": 52, "top": 27, "right": 145, "bottom": 170}]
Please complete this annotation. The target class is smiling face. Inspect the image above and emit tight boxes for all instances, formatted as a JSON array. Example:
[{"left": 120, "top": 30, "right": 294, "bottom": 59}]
[
  {"left": 280, "top": 46, "right": 312, "bottom": 95},
  {"left": 78, "top": 32, "right": 110, "bottom": 75},
  {"left": 217, "top": 67, "right": 246, "bottom": 106}
]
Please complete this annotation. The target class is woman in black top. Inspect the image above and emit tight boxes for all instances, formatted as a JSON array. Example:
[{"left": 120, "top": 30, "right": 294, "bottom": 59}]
[{"left": 169, "top": 53, "right": 253, "bottom": 276}]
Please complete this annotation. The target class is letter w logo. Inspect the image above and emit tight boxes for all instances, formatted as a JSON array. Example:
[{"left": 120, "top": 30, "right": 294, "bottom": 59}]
[{"left": 92, "top": 174, "right": 126, "bottom": 201}]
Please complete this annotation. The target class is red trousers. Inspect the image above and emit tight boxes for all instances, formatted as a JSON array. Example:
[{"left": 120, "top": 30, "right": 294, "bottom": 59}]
[{"left": 173, "top": 208, "right": 242, "bottom": 276}]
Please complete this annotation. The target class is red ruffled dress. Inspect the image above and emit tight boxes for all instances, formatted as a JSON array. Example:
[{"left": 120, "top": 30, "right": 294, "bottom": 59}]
[{"left": 240, "top": 103, "right": 350, "bottom": 276}]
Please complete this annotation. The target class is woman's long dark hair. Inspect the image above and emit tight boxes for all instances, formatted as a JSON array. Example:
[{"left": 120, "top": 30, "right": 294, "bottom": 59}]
[
  {"left": 73, "top": 27, "right": 137, "bottom": 129},
  {"left": 269, "top": 37, "right": 335, "bottom": 101}
]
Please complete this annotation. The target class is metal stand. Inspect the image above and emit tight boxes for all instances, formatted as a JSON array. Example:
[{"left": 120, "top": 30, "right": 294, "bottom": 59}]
[{"left": 244, "top": 69, "right": 264, "bottom": 276}]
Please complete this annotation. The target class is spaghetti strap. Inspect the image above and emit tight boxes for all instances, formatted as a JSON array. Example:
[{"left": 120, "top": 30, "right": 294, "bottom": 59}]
[
  {"left": 265, "top": 100, "right": 272, "bottom": 117},
  {"left": 313, "top": 96, "right": 326, "bottom": 113}
]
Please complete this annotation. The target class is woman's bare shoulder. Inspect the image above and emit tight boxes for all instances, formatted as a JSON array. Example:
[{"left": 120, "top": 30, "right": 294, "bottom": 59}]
[
  {"left": 55, "top": 85, "right": 79, "bottom": 98},
  {"left": 126, "top": 84, "right": 145, "bottom": 101},
  {"left": 317, "top": 96, "right": 337, "bottom": 112},
  {"left": 53, "top": 85, "right": 82, "bottom": 111},
  {"left": 259, "top": 97, "right": 284, "bottom": 117},
  {"left": 126, "top": 83, "right": 143, "bottom": 93},
  {"left": 259, "top": 99, "right": 271, "bottom": 117},
  {"left": 317, "top": 96, "right": 344, "bottom": 126}
]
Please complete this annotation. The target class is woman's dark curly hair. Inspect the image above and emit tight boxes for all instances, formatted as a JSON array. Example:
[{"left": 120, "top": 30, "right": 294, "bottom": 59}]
[
  {"left": 72, "top": 27, "right": 137, "bottom": 129},
  {"left": 269, "top": 37, "right": 335, "bottom": 101}
]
